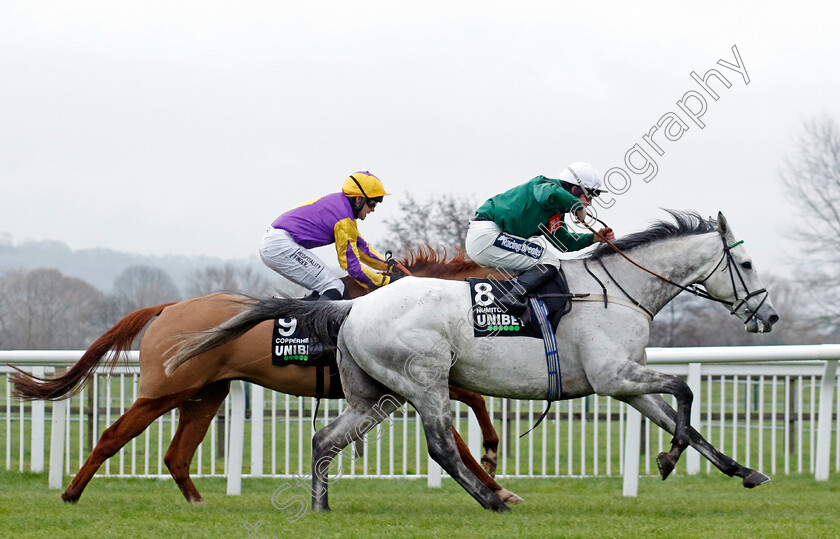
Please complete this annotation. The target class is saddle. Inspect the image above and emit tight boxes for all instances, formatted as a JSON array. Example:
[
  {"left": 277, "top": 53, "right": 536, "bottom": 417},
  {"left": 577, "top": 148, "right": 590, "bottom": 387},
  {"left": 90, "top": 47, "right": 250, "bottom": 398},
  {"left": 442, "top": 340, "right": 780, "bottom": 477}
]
[
  {"left": 467, "top": 268, "right": 572, "bottom": 338},
  {"left": 468, "top": 270, "right": 571, "bottom": 402}
]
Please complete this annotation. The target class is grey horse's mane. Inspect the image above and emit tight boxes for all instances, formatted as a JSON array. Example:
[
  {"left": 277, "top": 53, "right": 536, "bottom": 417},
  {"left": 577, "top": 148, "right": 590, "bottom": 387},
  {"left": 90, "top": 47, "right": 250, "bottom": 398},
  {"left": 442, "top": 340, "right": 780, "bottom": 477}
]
[{"left": 590, "top": 210, "right": 718, "bottom": 259}]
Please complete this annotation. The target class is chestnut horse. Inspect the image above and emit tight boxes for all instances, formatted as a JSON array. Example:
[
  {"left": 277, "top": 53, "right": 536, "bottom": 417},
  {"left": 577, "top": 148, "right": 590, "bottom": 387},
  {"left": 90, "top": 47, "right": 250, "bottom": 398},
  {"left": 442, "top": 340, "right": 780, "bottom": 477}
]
[{"left": 11, "top": 247, "right": 520, "bottom": 505}]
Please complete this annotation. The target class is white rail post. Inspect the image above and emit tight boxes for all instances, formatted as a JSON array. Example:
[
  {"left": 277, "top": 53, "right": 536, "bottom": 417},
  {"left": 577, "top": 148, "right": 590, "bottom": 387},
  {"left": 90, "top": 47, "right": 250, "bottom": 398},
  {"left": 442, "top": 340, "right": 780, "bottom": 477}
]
[
  {"left": 467, "top": 408, "right": 481, "bottom": 460},
  {"left": 815, "top": 359, "right": 837, "bottom": 481},
  {"left": 31, "top": 367, "right": 46, "bottom": 473},
  {"left": 48, "top": 398, "right": 68, "bottom": 489},
  {"left": 250, "top": 384, "right": 264, "bottom": 478},
  {"left": 686, "top": 363, "right": 702, "bottom": 475},
  {"left": 227, "top": 381, "right": 246, "bottom": 495},
  {"left": 623, "top": 405, "right": 642, "bottom": 497},
  {"left": 427, "top": 455, "right": 442, "bottom": 488}
]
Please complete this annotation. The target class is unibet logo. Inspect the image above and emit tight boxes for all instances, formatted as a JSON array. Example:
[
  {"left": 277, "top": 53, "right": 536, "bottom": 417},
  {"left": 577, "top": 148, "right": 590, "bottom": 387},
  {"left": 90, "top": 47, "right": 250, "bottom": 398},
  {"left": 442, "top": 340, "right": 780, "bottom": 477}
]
[{"left": 475, "top": 313, "right": 523, "bottom": 328}]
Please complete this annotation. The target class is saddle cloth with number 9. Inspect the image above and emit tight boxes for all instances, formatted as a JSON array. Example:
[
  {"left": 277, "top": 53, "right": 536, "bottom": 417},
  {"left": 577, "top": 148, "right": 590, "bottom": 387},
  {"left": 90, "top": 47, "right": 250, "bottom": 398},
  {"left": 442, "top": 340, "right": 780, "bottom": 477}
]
[{"left": 271, "top": 317, "right": 331, "bottom": 366}]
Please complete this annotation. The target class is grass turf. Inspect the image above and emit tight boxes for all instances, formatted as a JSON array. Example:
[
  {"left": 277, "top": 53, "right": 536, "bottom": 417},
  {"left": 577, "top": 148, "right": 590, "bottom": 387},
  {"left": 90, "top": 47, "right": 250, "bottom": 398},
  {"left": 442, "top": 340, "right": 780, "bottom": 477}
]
[{"left": 1, "top": 471, "right": 839, "bottom": 538}]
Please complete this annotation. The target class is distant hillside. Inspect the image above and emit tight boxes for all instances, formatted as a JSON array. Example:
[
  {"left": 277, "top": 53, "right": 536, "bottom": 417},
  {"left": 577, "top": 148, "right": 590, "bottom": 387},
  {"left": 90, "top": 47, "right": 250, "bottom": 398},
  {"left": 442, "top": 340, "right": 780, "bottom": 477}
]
[{"left": 0, "top": 236, "right": 302, "bottom": 296}]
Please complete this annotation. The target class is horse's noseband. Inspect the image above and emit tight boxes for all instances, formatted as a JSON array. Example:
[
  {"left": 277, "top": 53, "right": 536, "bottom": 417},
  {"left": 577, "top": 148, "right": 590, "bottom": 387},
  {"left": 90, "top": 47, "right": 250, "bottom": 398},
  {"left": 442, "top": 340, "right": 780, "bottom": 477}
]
[{"left": 697, "top": 237, "right": 768, "bottom": 324}]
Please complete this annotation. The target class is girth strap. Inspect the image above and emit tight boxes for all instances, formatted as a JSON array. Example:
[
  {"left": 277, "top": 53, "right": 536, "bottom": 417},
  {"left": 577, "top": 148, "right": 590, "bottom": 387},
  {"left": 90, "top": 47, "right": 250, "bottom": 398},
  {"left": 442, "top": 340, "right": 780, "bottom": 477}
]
[
  {"left": 312, "top": 362, "right": 326, "bottom": 430},
  {"left": 531, "top": 297, "right": 561, "bottom": 401}
]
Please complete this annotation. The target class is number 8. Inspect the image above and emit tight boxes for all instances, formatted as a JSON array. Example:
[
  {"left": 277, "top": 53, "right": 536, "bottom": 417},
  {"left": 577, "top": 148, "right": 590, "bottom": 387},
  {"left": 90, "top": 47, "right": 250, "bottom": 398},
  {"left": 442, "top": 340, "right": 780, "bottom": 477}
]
[{"left": 474, "top": 282, "right": 494, "bottom": 306}]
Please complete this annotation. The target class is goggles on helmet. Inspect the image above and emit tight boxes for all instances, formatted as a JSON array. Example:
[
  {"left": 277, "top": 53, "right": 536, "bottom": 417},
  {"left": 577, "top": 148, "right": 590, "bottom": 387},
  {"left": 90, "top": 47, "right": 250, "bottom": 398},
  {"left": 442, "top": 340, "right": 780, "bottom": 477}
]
[{"left": 582, "top": 186, "right": 602, "bottom": 199}]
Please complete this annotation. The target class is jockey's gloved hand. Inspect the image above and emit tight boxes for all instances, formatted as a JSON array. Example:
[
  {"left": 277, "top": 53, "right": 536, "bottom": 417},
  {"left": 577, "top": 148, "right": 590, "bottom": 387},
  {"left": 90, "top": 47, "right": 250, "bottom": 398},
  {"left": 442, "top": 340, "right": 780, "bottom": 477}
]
[
  {"left": 594, "top": 227, "right": 615, "bottom": 243},
  {"left": 384, "top": 250, "right": 400, "bottom": 272},
  {"left": 389, "top": 269, "right": 405, "bottom": 283}
]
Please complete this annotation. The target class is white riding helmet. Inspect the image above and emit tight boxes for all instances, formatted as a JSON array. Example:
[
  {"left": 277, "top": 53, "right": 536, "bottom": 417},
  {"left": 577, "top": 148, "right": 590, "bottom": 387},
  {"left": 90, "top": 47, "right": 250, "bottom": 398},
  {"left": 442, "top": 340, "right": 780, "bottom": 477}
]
[{"left": 558, "top": 162, "right": 603, "bottom": 197}]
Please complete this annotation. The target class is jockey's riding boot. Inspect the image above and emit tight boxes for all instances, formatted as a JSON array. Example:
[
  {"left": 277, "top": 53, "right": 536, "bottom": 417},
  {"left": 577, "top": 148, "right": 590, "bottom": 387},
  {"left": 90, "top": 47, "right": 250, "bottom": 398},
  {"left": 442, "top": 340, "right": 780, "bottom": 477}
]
[
  {"left": 320, "top": 288, "right": 343, "bottom": 301},
  {"left": 302, "top": 290, "right": 320, "bottom": 301},
  {"left": 498, "top": 264, "right": 559, "bottom": 317}
]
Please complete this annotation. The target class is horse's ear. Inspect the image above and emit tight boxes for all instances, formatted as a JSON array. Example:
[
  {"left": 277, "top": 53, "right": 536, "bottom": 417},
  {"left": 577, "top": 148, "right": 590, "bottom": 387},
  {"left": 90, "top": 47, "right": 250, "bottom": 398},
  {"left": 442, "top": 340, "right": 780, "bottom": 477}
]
[{"left": 717, "top": 212, "right": 729, "bottom": 236}]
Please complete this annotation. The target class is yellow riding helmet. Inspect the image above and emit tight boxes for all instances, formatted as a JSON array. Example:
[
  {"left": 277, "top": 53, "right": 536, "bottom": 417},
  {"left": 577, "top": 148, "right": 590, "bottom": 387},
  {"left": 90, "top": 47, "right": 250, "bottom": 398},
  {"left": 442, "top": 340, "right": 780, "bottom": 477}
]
[{"left": 341, "top": 171, "right": 391, "bottom": 201}]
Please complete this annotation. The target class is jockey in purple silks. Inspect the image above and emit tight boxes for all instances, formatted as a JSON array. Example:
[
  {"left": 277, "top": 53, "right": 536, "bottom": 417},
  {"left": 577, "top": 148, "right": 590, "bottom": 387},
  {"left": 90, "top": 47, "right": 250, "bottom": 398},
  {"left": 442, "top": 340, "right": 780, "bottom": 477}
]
[{"left": 260, "top": 171, "right": 396, "bottom": 300}]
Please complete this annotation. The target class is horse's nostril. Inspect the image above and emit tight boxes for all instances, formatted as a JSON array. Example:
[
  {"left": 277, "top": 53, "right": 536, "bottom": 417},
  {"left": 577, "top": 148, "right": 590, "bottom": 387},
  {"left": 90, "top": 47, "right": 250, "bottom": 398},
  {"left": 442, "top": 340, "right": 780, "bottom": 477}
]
[{"left": 769, "top": 314, "right": 779, "bottom": 325}]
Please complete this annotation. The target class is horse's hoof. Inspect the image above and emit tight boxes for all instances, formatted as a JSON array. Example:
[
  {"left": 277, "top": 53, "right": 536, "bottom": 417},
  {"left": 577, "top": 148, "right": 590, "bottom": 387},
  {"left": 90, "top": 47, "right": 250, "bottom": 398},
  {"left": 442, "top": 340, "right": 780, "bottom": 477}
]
[
  {"left": 490, "top": 501, "right": 512, "bottom": 513},
  {"left": 742, "top": 470, "right": 770, "bottom": 488},
  {"left": 481, "top": 452, "right": 498, "bottom": 478},
  {"left": 61, "top": 492, "right": 78, "bottom": 504},
  {"left": 656, "top": 452, "right": 676, "bottom": 480},
  {"left": 313, "top": 504, "right": 331, "bottom": 512},
  {"left": 496, "top": 488, "right": 524, "bottom": 506},
  {"left": 188, "top": 498, "right": 206, "bottom": 505}
]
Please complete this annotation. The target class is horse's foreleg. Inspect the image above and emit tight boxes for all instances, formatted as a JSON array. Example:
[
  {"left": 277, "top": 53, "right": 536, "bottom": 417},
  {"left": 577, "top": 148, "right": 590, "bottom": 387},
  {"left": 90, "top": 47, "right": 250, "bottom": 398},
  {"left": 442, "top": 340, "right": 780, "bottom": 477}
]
[
  {"left": 623, "top": 394, "right": 769, "bottom": 487},
  {"left": 62, "top": 393, "right": 188, "bottom": 503},
  {"left": 448, "top": 386, "right": 499, "bottom": 477},
  {"left": 622, "top": 394, "right": 687, "bottom": 480},
  {"left": 164, "top": 380, "right": 230, "bottom": 503},
  {"left": 593, "top": 361, "right": 693, "bottom": 465}
]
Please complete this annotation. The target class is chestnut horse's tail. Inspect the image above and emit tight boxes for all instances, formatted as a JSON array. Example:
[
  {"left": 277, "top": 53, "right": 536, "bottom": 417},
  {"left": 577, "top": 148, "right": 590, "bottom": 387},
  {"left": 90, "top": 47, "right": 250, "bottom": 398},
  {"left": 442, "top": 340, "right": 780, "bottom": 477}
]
[{"left": 9, "top": 302, "right": 176, "bottom": 401}]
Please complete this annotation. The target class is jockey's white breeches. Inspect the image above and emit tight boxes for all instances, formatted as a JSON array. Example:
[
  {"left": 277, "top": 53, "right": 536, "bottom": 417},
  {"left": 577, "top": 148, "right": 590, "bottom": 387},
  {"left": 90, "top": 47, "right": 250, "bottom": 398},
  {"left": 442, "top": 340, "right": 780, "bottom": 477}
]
[
  {"left": 259, "top": 228, "right": 345, "bottom": 295},
  {"left": 464, "top": 220, "right": 560, "bottom": 274}
]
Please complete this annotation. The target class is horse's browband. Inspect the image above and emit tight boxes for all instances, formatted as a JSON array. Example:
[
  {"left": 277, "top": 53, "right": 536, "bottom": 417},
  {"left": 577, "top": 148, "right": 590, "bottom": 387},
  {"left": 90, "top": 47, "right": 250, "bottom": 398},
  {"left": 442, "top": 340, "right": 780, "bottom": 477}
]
[{"left": 570, "top": 295, "right": 654, "bottom": 321}]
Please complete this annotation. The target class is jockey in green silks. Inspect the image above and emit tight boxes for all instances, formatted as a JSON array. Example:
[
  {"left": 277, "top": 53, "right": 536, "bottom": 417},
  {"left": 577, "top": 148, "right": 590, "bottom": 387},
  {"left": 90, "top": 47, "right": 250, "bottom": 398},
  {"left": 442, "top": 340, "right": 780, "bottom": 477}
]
[{"left": 465, "top": 162, "right": 615, "bottom": 315}]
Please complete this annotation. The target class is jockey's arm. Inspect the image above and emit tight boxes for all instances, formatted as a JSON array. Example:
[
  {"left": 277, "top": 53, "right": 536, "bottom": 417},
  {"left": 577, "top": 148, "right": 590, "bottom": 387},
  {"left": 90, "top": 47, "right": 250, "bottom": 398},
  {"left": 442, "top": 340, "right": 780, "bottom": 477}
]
[
  {"left": 547, "top": 225, "right": 594, "bottom": 253},
  {"left": 334, "top": 219, "right": 391, "bottom": 288}
]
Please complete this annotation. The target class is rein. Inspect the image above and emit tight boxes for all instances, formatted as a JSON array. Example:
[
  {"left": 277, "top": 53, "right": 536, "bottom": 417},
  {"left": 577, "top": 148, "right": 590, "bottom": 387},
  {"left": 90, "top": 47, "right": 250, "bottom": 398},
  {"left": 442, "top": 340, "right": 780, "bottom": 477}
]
[
  {"left": 384, "top": 250, "right": 414, "bottom": 277},
  {"left": 396, "top": 263, "right": 413, "bottom": 276},
  {"left": 579, "top": 214, "right": 767, "bottom": 322}
]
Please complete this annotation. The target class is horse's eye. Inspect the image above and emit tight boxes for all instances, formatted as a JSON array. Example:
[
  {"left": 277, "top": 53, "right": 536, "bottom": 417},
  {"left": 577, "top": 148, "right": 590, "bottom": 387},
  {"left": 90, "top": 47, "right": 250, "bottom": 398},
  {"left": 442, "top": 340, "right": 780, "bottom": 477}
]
[{"left": 741, "top": 261, "right": 753, "bottom": 270}]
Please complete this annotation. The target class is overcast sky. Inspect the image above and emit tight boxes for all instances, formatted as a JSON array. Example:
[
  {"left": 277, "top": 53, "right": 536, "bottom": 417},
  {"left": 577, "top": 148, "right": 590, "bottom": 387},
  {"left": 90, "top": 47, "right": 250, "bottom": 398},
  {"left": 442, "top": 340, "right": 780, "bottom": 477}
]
[{"left": 2, "top": 1, "right": 838, "bottom": 278}]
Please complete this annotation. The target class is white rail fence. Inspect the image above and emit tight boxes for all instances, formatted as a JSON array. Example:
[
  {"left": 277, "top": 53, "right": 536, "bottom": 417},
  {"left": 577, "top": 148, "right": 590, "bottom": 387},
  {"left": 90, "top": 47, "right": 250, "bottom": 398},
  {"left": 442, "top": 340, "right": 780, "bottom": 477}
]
[{"left": 1, "top": 345, "right": 838, "bottom": 498}]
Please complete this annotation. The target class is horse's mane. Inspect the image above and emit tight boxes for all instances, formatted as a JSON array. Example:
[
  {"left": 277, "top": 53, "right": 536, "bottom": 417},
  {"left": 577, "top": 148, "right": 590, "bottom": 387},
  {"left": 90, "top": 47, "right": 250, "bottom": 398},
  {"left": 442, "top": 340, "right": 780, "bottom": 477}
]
[
  {"left": 394, "top": 211, "right": 716, "bottom": 271},
  {"left": 399, "top": 244, "right": 482, "bottom": 277},
  {"left": 590, "top": 210, "right": 718, "bottom": 259}
]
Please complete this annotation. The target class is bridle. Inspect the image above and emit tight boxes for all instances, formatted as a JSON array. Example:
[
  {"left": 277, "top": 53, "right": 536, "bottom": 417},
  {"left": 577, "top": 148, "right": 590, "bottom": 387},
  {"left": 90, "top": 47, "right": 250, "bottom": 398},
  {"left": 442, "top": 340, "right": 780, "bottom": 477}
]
[{"left": 580, "top": 214, "right": 769, "bottom": 324}]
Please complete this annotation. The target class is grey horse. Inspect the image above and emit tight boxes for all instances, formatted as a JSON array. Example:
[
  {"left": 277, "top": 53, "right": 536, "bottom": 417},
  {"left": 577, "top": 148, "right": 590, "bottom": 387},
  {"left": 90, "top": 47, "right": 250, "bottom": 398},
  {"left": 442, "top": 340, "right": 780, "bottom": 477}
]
[{"left": 168, "top": 211, "right": 779, "bottom": 513}]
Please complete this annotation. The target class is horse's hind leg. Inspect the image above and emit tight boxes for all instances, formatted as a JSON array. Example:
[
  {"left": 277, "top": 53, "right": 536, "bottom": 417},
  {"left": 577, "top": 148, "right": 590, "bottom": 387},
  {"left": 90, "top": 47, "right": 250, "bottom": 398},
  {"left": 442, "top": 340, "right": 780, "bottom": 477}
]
[
  {"left": 413, "top": 384, "right": 509, "bottom": 512},
  {"left": 624, "top": 394, "right": 769, "bottom": 488},
  {"left": 310, "top": 394, "right": 404, "bottom": 512},
  {"left": 308, "top": 346, "right": 405, "bottom": 512},
  {"left": 62, "top": 391, "right": 191, "bottom": 503},
  {"left": 448, "top": 386, "right": 499, "bottom": 477},
  {"left": 164, "top": 380, "right": 230, "bottom": 503},
  {"left": 451, "top": 427, "right": 523, "bottom": 505}
]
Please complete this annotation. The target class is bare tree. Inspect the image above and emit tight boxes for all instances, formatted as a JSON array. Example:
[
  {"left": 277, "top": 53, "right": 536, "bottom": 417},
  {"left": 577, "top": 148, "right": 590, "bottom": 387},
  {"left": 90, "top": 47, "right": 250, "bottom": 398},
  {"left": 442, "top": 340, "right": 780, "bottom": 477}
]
[
  {"left": 382, "top": 192, "right": 478, "bottom": 252},
  {"left": 780, "top": 117, "right": 840, "bottom": 329},
  {"left": 186, "top": 263, "right": 274, "bottom": 297},
  {"left": 112, "top": 265, "right": 180, "bottom": 310},
  {"left": 0, "top": 268, "right": 106, "bottom": 349}
]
